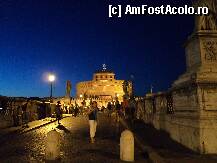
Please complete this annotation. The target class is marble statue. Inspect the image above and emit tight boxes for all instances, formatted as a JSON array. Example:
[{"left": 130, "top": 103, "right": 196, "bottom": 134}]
[
  {"left": 193, "top": 0, "right": 217, "bottom": 31},
  {"left": 122, "top": 80, "right": 129, "bottom": 99},
  {"left": 66, "top": 80, "right": 72, "bottom": 97}
]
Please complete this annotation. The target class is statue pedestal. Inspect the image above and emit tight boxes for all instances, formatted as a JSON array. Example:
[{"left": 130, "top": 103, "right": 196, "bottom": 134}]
[
  {"left": 173, "top": 31, "right": 217, "bottom": 87},
  {"left": 64, "top": 95, "right": 71, "bottom": 104},
  {"left": 170, "top": 31, "right": 217, "bottom": 154}
]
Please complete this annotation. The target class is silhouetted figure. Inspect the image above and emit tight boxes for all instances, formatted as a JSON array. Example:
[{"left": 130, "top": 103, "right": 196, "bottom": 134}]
[
  {"left": 123, "top": 98, "right": 130, "bottom": 120},
  {"left": 74, "top": 105, "right": 79, "bottom": 117},
  {"left": 56, "top": 101, "right": 62, "bottom": 125},
  {"left": 115, "top": 100, "right": 121, "bottom": 112},
  {"left": 38, "top": 102, "right": 46, "bottom": 119},
  {"left": 46, "top": 102, "right": 51, "bottom": 117},
  {"left": 17, "top": 105, "right": 23, "bottom": 126},
  {"left": 12, "top": 103, "right": 19, "bottom": 126},
  {"left": 107, "top": 102, "right": 112, "bottom": 117},
  {"left": 101, "top": 106, "right": 106, "bottom": 112},
  {"left": 129, "top": 97, "right": 136, "bottom": 126},
  {"left": 22, "top": 102, "right": 29, "bottom": 128}
]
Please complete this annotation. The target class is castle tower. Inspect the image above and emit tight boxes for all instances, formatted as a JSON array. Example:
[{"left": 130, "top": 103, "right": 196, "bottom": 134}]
[{"left": 76, "top": 65, "right": 132, "bottom": 102}]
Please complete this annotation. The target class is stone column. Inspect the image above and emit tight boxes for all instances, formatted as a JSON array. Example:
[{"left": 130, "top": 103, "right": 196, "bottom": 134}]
[
  {"left": 45, "top": 129, "right": 61, "bottom": 160},
  {"left": 120, "top": 130, "right": 134, "bottom": 161}
]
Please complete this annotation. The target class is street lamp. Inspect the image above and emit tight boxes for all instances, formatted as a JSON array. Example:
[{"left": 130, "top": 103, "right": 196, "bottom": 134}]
[{"left": 48, "top": 74, "right": 55, "bottom": 101}]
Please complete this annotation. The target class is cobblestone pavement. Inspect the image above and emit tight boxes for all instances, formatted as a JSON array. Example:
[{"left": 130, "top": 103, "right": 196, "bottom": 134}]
[
  {"left": 0, "top": 113, "right": 148, "bottom": 163},
  {"left": 0, "top": 117, "right": 56, "bottom": 138}
]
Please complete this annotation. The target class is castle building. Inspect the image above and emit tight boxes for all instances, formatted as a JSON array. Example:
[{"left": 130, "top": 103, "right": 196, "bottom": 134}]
[{"left": 76, "top": 65, "right": 132, "bottom": 101}]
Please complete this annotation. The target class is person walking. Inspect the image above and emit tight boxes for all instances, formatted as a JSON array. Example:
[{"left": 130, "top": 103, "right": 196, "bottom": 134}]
[
  {"left": 74, "top": 104, "right": 79, "bottom": 117},
  {"left": 56, "top": 101, "right": 62, "bottom": 125},
  {"left": 87, "top": 101, "right": 98, "bottom": 143},
  {"left": 107, "top": 102, "right": 112, "bottom": 117}
]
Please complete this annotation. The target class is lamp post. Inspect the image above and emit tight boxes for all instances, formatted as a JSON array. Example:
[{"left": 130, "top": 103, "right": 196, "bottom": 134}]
[{"left": 48, "top": 74, "right": 55, "bottom": 102}]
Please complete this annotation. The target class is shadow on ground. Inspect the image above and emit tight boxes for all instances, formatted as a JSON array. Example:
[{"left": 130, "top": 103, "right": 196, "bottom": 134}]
[
  {"left": 83, "top": 148, "right": 119, "bottom": 159},
  {"left": 132, "top": 120, "right": 195, "bottom": 155},
  {"left": 56, "top": 124, "right": 71, "bottom": 133}
]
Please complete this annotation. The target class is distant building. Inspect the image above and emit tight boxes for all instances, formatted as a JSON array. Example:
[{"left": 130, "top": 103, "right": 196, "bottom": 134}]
[{"left": 76, "top": 65, "right": 132, "bottom": 101}]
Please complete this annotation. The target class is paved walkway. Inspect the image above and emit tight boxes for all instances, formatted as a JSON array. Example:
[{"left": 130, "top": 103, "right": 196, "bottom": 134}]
[
  {"left": 2, "top": 113, "right": 217, "bottom": 162},
  {"left": 0, "top": 113, "right": 148, "bottom": 163},
  {"left": 0, "top": 114, "right": 71, "bottom": 138},
  {"left": 0, "top": 117, "right": 54, "bottom": 136}
]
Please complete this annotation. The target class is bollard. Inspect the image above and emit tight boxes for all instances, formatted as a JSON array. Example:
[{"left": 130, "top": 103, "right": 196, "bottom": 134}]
[
  {"left": 120, "top": 129, "right": 134, "bottom": 162},
  {"left": 45, "top": 129, "right": 60, "bottom": 160}
]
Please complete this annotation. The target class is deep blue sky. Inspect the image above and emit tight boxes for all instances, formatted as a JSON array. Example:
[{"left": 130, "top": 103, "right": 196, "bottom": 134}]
[{"left": 0, "top": 0, "right": 194, "bottom": 97}]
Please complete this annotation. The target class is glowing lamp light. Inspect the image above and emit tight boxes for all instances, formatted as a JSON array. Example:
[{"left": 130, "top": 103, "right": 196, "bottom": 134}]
[
  {"left": 80, "top": 94, "right": 83, "bottom": 98},
  {"left": 48, "top": 74, "right": 55, "bottom": 82}
]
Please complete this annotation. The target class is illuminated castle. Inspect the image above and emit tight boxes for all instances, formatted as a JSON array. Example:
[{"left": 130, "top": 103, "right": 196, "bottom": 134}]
[{"left": 76, "top": 64, "right": 132, "bottom": 101}]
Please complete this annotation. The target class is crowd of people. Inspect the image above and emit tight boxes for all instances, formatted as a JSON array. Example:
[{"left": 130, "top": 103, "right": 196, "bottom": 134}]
[
  {"left": 53, "top": 97, "right": 138, "bottom": 143},
  {"left": 0, "top": 96, "right": 140, "bottom": 144},
  {"left": 1, "top": 100, "right": 52, "bottom": 128}
]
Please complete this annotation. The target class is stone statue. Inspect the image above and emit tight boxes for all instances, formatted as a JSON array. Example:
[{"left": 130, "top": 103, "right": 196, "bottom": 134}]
[
  {"left": 193, "top": 0, "right": 217, "bottom": 31},
  {"left": 122, "top": 80, "right": 129, "bottom": 99},
  {"left": 66, "top": 80, "right": 72, "bottom": 97},
  {"left": 102, "top": 64, "right": 107, "bottom": 71}
]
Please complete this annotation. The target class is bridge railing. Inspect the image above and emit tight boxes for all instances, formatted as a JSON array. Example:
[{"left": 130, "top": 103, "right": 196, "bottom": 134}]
[{"left": 134, "top": 91, "right": 174, "bottom": 130}]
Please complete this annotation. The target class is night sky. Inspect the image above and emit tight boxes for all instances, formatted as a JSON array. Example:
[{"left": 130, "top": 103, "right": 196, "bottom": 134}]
[{"left": 0, "top": 0, "right": 195, "bottom": 97}]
